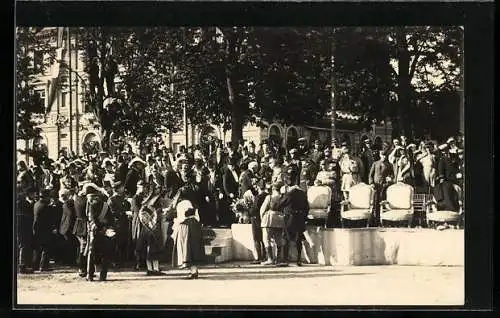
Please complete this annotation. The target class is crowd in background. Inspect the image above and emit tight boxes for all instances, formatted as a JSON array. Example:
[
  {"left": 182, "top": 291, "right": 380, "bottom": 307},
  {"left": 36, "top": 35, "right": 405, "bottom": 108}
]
[{"left": 16, "top": 133, "right": 465, "bottom": 276}]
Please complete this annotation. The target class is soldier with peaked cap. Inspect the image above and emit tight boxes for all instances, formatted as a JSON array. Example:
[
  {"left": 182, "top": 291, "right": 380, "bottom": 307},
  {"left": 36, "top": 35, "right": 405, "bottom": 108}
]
[
  {"left": 287, "top": 149, "right": 302, "bottom": 186},
  {"left": 277, "top": 165, "right": 309, "bottom": 267},
  {"left": 309, "top": 139, "right": 324, "bottom": 166},
  {"left": 297, "top": 137, "right": 309, "bottom": 158}
]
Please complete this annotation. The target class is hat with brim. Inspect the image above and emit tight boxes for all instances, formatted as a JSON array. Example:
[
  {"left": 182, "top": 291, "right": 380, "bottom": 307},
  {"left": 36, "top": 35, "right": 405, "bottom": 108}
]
[
  {"left": 406, "top": 144, "right": 417, "bottom": 150},
  {"left": 457, "top": 148, "right": 464, "bottom": 155},
  {"left": 438, "top": 144, "right": 449, "bottom": 151},
  {"left": 176, "top": 200, "right": 194, "bottom": 217},
  {"left": 101, "top": 158, "right": 113, "bottom": 168},
  {"left": 446, "top": 137, "right": 456, "bottom": 144},
  {"left": 81, "top": 182, "right": 102, "bottom": 195},
  {"left": 129, "top": 157, "right": 146, "bottom": 168},
  {"left": 289, "top": 148, "right": 298, "bottom": 154},
  {"left": 298, "top": 137, "right": 307, "bottom": 142}
]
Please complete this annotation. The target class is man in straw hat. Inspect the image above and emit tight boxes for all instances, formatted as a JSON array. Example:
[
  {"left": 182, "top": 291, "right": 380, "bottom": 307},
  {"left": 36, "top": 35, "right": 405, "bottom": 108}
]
[
  {"left": 124, "top": 157, "right": 146, "bottom": 198},
  {"left": 84, "top": 183, "right": 115, "bottom": 281}
]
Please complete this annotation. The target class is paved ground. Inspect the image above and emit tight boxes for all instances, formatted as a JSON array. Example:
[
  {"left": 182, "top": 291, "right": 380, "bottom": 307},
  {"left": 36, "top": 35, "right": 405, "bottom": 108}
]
[{"left": 16, "top": 262, "right": 464, "bottom": 306}]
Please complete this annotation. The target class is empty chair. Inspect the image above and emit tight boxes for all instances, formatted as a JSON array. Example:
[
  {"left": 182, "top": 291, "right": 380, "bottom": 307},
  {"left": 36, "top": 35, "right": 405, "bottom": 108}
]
[
  {"left": 306, "top": 185, "right": 332, "bottom": 228},
  {"left": 340, "top": 183, "right": 373, "bottom": 228},
  {"left": 426, "top": 180, "right": 463, "bottom": 229},
  {"left": 379, "top": 182, "right": 414, "bottom": 227}
]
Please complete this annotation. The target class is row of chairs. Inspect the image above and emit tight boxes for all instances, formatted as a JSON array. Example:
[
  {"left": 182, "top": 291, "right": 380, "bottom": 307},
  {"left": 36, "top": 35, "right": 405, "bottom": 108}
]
[{"left": 307, "top": 182, "right": 464, "bottom": 228}]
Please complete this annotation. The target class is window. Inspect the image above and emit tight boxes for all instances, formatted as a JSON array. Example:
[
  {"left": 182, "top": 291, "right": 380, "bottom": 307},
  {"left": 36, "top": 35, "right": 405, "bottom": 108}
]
[
  {"left": 61, "top": 92, "right": 67, "bottom": 108},
  {"left": 33, "top": 51, "right": 43, "bottom": 69}
]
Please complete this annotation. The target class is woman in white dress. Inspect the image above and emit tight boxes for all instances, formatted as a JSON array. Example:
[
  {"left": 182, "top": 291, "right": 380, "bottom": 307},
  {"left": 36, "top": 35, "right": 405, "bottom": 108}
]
[{"left": 416, "top": 145, "right": 436, "bottom": 192}]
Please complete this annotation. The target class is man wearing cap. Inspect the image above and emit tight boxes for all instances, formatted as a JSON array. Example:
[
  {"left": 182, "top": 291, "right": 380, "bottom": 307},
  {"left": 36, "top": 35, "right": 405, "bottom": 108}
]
[
  {"left": 297, "top": 137, "right": 309, "bottom": 158},
  {"left": 107, "top": 181, "right": 131, "bottom": 268},
  {"left": 309, "top": 140, "right": 324, "bottom": 166},
  {"left": 277, "top": 166, "right": 310, "bottom": 266},
  {"left": 437, "top": 143, "right": 457, "bottom": 183},
  {"left": 287, "top": 149, "right": 302, "bottom": 186},
  {"left": 33, "top": 189, "right": 57, "bottom": 272},
  {"left": 298, "top": 159, "right": 317, "bottom": 192},
  {"left": 369, "top": 150, "right": 395, "bottom": 226},
  {"left": 359, "top": 138, "right": 375, "bottom": 184}
]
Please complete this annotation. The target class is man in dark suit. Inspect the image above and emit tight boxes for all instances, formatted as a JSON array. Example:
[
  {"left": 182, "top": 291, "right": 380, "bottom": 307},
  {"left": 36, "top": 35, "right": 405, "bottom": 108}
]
[
  {"left": 360, "top": 138, "right": 375, "bottom": 184},
  {"left": 437, "top": 144, "right": 458, "bottom": 184},
  {"left": 200, "top": 160, "right": 221, "bottom": 226},
  {"left": 59, "top": 189, "right": 78, "bottom": 266},
  {"left": 17, "top": 187, "right": 36, "bottom": 274},
  {"left": 249, "top": 181, "right": 268, "bottom": 264},
  {"left": 124, "top": 158, "right": 145, "bottom": 198},
  {"left": 107, "top": 181, "right": 131, "bottom": 268},
  {"left": 221, "top": 157, "right": 240, "bottom": 227},
  {"left": 85, "top": 184, "right": 115, "bottom": 282},
  {"left": 73, "top": 185, "right": 88, "bottom": 277},
  {"left": 309, "top": 140, "right": 324, "bottom": 166},
  {"left": 239, "top": 161, "right": 258, "bottom": 198},
  {"left": 33, "top": 189, "right": 57, "bottom": 272},
  {"left": 278, "top": 166, "right": 310, "bottom": 267},
  {"left": 164, "top": 161, "right": 184, "bottom": 199},
  {"left": 223, "top": 157, "right": 240, "bottom": 201},
  {"left": 368, "top": 150, "right": 395, "bottom": 226}
]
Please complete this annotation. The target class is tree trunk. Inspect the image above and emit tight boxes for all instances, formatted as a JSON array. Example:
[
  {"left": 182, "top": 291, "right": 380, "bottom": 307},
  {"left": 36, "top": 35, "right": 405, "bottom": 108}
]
[
  {"left": 396, "top": 29, "right": 413, "bottom": 140},
  {"left": 225, "top": 39, "right": 246, "bottom": 146}
]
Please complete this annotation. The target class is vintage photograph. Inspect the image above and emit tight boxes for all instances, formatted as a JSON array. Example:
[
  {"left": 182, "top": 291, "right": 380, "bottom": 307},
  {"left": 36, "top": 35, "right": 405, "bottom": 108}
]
[{"left": 15, "top": 26, "right": 464, "bottom": 306}]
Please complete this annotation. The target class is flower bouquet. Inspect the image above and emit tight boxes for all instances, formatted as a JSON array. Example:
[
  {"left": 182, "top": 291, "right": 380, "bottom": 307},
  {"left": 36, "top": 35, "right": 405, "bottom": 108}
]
[{"left": 230, "top": 192, "right": 254, "bottom": 224}]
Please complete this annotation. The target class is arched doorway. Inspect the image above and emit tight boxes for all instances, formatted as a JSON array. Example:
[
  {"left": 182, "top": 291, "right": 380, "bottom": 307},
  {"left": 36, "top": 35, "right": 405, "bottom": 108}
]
[
  {"left": 268, "top": 124, "right": 282, "bottom": 148},
  {"left": 82, "top": 132, "right": 101, "bottom": 155},
  {"left": 286, "top": 127, "right": 299, "bottom": 150}
]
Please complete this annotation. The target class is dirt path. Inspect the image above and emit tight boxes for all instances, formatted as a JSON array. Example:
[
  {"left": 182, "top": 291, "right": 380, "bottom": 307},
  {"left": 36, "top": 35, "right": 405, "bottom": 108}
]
[{"left": 16, "top": 264, "right": 464, "bottom": 306}]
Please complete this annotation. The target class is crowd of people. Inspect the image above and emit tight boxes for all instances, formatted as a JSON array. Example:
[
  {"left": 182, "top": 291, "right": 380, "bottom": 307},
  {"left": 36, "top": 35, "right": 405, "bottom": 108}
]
[{"left": 16, "top": 133, "right": 465, "bottom": 278}]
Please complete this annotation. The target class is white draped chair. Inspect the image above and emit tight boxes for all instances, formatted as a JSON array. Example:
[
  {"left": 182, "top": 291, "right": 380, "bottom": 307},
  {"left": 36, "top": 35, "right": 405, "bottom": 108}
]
[
  {"left": 340, "top": 183, "right": 373, "bottom": 227},
  {"left": 426, "top": 184, "right": 463, "bottom": 229},
  {"left": 379, "top": 182, "right": 414, "bottom": 227},
  {"left": 306, "top": 185, "right": 331, "bottom": 228}
]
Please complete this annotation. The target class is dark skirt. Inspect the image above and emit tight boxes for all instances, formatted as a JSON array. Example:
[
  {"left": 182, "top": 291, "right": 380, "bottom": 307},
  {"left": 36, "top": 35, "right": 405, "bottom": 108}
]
[
  {"left": 172, "top": 218, "right": 205, "bottom": 267},
  {"left": 251, "top": 217, "right": 263, "bottom": 241}
]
